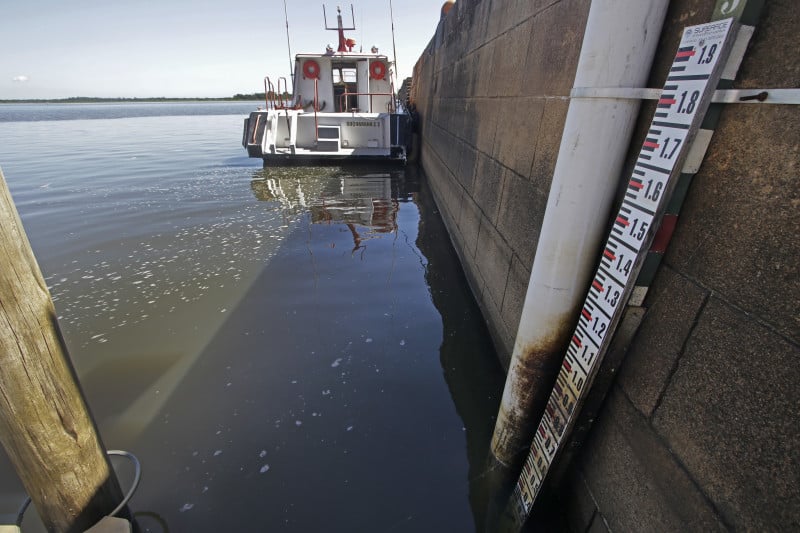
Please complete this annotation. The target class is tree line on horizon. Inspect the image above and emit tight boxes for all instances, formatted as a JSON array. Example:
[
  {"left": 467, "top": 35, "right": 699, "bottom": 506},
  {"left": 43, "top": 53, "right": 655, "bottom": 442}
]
[{"left": 0, "top": 92, "right": 291, "bottom": 104}]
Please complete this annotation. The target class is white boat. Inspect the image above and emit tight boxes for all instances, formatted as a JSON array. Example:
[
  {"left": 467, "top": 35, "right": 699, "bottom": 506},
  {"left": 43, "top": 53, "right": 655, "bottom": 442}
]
[{"left": 242, "top": 6, "right": 413, "bottom": 165}]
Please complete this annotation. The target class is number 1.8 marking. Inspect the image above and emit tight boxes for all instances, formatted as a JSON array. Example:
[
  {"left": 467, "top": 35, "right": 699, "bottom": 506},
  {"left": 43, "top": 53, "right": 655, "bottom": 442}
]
[{"left": 676, "top": 90, "right": 700, "bottom": 114}]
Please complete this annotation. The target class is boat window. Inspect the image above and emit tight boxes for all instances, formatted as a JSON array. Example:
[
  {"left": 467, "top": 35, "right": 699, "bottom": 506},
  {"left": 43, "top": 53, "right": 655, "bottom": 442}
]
[
  {"left": 332, "top": 67, "right": 357, "bottom": 84},
  {"left": 332, "top": 62, "right": 358, "bottom": 112}
]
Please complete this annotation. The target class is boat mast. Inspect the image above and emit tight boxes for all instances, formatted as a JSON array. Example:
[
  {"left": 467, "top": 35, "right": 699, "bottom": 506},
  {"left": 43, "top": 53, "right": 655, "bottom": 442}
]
[
  {"left": 324, "top": 4, "right": 355, "bottom": 52},
  {"left": 389, "top": 0, "right": 399, "bottom": 82},
  {"left": 336, "top": 6, "right": 347, "bottom": 52},
  {"left": 283, "top": 0, "right": 294, "bottom": 88}
]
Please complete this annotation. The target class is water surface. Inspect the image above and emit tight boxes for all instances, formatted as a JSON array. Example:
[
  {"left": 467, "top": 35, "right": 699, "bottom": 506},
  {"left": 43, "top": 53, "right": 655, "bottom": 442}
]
[{"left": 0, "top": 103, "right": 504, "bottom": 532}]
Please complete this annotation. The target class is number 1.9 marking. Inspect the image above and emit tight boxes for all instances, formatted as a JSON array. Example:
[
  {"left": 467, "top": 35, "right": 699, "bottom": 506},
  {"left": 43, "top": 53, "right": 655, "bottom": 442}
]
[{"left": 697, "top": 43, "right": 718, "bottom": 64}]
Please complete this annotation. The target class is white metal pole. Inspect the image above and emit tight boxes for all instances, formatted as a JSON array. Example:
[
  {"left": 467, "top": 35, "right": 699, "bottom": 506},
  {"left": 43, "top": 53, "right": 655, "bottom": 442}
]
[{"left": 490, "top": 0, "right": 670, "bottom": 470}]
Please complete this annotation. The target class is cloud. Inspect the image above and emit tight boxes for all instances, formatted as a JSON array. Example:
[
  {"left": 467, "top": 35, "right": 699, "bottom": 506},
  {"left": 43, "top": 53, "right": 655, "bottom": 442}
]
[{"left": 12, "top": 75, "right": 29, "bottom": 82}]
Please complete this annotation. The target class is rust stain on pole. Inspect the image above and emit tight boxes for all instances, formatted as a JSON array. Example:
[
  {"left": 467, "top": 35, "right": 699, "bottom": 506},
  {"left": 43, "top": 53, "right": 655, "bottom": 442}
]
[
  {"left": 483, "top": 325, "right": 574, "bottom": 532},
  {"left": 491, "top": 325, "right": 575, "bottom": 469}
]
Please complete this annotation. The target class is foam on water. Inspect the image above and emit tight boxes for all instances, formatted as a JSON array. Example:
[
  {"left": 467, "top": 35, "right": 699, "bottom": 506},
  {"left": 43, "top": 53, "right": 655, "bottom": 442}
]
[{"left": 0, "top": 104, "right": 506, "bottom": 533}]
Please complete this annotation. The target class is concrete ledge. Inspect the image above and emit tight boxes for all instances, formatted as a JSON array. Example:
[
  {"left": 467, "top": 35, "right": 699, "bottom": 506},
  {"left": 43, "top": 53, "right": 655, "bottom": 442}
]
[
  {"left": 561, "top": 467, "right": 598, "bottom": 533},
  {"left": 496, "top": 170, "right": 548, "bottom": 269},
  {"left": 653, "top": 297, "right": 800, "bottom": 531},
  {"left": 520, "top": 0, "right": 588, "bottom": 97},
  {"left": 470, "top": 154, "right": 506, "bottom": 225},
  {"left": 477, "top": 280, "right": 515, "bottom": 369},
  {"left": 457, "top": 143, "right": 479, "bottom": 193},
  {"left": 474, "top": 219, "right": 513, "bottom": 319},
  {"left": 617, "top": 266, "right": 708, "bottom": 417},
  {"left": 500, "top": 254, "right": 529, "bottom": 346},
  {"left": 530, "top": 99, "right": 570, "bottom": 185},
  {"left": 491, "top": 98, "right": 545, "bottom": 177},
  {"left": 665, "top": 102, "right": 800, "bottom": 344},
  {"left": 473, "top": 98, "right": 501, "bottom": 155},
  {"left": 581, "top": 388, "right": 727, "bottom": 531},
  {"left": 456, "top": 194, "right": 482, "bottom": 261}
]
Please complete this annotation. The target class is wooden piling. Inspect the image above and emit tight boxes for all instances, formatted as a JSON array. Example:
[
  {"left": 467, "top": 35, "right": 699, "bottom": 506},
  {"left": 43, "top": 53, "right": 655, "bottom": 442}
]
[{"left": 0, "top": 168, "right": 123, "bottom": 532}]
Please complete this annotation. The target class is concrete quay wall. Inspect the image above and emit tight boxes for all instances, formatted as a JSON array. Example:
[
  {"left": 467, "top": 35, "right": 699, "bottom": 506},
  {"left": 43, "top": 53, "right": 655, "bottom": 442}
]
[
  {"left": 411, "top": 0, "right": 799, "bottom": 531},
  {"left": 411, "top": 0, "right": 589, "bottom": 368}
]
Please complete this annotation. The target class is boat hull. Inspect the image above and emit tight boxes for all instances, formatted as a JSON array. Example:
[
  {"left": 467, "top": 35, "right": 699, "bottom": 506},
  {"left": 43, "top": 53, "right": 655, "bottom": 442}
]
[{"left": 243, "top": 110, "right": 412, "bottom": 166}]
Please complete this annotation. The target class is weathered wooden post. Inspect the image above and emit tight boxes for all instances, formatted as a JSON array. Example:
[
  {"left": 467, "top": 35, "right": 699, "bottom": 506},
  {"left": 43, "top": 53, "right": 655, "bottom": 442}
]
[{"left": 0, "top": 168, "right": 123, "bottom": 532}]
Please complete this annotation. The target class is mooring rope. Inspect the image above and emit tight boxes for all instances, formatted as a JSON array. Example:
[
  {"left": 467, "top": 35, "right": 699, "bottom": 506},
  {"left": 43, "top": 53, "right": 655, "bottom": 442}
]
[{"left": 12, "top": 450, "right": 141, "bottom": 527}]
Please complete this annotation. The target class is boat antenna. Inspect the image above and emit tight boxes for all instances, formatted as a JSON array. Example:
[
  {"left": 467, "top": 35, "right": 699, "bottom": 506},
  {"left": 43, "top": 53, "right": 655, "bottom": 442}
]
[
  {"left": 283, "top": 0, "right": 294, "bottom": 87},
  {"left": 324, "top": 5, "right": 356, "bottom": 52},
  {"left": 389, "top": 0, "right": 399, "bottom": 82}
]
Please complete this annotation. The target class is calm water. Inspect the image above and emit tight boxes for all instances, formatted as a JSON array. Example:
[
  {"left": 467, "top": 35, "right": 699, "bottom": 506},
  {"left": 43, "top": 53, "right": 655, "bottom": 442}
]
[{"left": 0, "top": 102, "right": 504, "bottom": 532}]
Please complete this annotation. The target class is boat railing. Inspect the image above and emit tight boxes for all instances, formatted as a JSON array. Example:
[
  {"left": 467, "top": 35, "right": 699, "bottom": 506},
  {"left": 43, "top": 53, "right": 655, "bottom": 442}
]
[
  {"left": 339, "top": 91, "right": 396, "bottom": 113},
  {"left": 250, "top": 114, "right": 262, "bottom": 144},
  {"left": 314, "top": 78, "right": 320, "bottom": 139},
  {"left": 263, "top": 77, "right": 274, "bottom": 110},
  {"left": 277, "top": 77, "right": 290, "bottom": 109},
  {"left": 263, "top": 77, "right": 288, "bottom": 110},
  {"left": 264, "top": 76, "right": 298, "bottom": 110}
]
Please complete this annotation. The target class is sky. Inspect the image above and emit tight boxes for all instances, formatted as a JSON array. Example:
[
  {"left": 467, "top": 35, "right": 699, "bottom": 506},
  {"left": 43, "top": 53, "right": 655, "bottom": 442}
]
[{"left": 0, "top": 0, "right": 444, "bottom": 99}]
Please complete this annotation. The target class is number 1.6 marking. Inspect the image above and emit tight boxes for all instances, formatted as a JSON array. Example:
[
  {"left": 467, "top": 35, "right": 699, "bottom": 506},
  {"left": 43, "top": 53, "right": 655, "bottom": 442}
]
[{"left": 643, "top": 179, "right": 663, "bottom": 201}]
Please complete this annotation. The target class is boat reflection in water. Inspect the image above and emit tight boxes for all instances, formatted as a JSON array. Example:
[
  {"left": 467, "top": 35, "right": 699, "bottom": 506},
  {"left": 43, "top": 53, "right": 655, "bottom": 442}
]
[
  {"left": 95, "top": 164, "right": 502, "bottom": 532},
  {"left": 248, "top": 166, "right": 504, "bottom": 531},
  {"left": 250, "top": 167, "right": 417, "bottom": 254}
]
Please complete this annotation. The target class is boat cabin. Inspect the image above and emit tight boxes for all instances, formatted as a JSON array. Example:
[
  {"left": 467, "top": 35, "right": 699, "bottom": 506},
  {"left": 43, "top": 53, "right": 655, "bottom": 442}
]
[
  {"left": 293, "top": 53, "right": 394, "bottom": 114},
  {"left": 242, "top": 6, "right": 412, "bottom": 165}
]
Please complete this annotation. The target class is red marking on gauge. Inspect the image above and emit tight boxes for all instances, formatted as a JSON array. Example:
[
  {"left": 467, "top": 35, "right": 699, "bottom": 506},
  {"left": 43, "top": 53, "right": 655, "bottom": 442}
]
[{"left": 650, "top": 214, "right": 678, "bottom": 253}]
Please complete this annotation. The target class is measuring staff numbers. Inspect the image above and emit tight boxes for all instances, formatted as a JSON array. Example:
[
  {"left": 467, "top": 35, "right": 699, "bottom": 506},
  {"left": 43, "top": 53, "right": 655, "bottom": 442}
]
[{"left": 508, "top": 18, "right": 737, "bottom": 527}]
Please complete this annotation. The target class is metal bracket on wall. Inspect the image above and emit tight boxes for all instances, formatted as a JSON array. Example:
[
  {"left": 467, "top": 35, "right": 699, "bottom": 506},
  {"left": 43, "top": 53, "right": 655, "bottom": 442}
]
[{"left": 570, "top": 87, "right": 800, "bottom": 104}]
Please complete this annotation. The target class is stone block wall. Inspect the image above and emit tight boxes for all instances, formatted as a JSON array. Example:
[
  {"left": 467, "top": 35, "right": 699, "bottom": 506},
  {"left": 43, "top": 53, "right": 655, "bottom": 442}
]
[
  {"left": 411, "top": 0, "right": 589, "bottom": 368},
  {"left": 412, "top": 0, "right": 799, "bottom": 530}
]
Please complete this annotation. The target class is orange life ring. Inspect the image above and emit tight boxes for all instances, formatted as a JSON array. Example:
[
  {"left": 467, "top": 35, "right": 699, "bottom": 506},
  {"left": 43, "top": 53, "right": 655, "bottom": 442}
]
[
  {"left": 303, "top": 60, "right": 320, "bottom": 80},
  {"left": 369, "top": 61, "right": 387, "bottom": 80}
]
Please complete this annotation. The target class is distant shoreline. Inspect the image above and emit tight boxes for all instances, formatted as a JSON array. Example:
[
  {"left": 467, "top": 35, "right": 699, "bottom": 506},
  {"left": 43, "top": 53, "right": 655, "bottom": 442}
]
[{"left": 0, "top": 94, "right": 275, "bottom": 104}]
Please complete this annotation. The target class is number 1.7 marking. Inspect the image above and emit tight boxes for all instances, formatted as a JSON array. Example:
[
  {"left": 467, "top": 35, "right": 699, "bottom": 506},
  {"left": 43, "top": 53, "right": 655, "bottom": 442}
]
[{"left": 659, "top": 137, "right": 682, "bottom": 159}]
